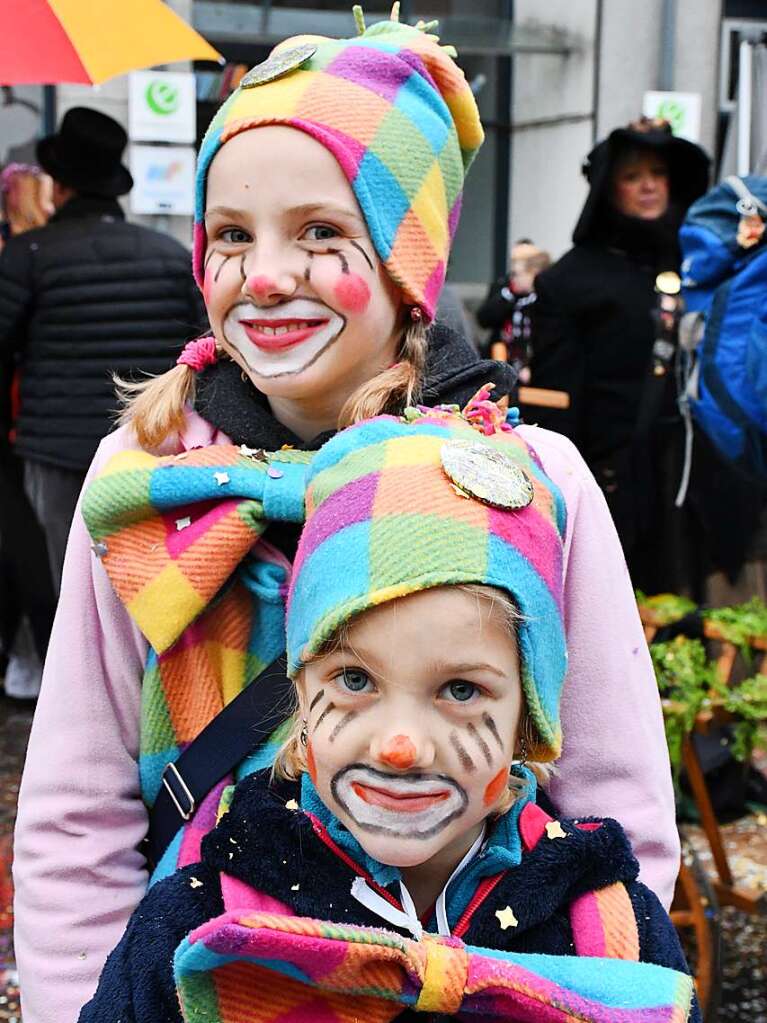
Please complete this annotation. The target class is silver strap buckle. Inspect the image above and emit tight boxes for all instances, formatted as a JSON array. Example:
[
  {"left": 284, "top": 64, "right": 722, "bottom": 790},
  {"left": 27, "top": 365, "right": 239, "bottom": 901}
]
[{"left": 161, "top": 762, "right": 196, "bottom": 821}]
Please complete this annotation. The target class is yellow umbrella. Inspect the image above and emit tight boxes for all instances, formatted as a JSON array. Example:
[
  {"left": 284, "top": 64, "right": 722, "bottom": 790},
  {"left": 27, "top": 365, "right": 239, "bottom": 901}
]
[{"left": 0, "top": 0, "right": 222, "bottom": 86}]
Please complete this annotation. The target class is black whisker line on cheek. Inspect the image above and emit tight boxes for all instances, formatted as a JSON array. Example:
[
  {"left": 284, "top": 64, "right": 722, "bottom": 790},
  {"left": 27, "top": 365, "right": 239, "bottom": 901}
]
[
  {"left": 304, "top": 251, "right": 314, "bottom": 283},
  {"left": 314, "top": 702, "right": 336, "bottom": 730},
  {"left": 239, "top": 254, "right": 246, "bottom": 282},
  {"left": 449, "top": 731, "right": 476, "bottom": 773},
  {"left": 482, "top": 712, "right": 504, "bottom": 751},
  {"left": 467, "top": 722, "right": 493, "bottom": 766},
  {"left": 214, "top": 254, "right": 230, "bottom": 283},
  {"left": 327, "top": 247, "right": 349, "bottom": 274},
  {"left": 349, "top": 239, "right": 374, "bottom": 271},
  {"left": 309, "top": 689, "right": 325, "bottom": 712},
  {"left": 329, "top": 711, "right": 357, "bottom": 743},
  {"left": 204, "top": 250, "right": 216, "bottom": 271}
]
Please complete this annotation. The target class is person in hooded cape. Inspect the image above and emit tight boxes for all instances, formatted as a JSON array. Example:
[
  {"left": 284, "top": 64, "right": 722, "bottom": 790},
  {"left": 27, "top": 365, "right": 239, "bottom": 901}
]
[{"left": 527, "top": 119, "right": 760, "bottom": 595}]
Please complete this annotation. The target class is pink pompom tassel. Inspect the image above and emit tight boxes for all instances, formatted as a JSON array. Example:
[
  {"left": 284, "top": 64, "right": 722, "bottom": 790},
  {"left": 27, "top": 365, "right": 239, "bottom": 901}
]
[{"left": 176, "top": 336, "right": 218, "bottom": 372}]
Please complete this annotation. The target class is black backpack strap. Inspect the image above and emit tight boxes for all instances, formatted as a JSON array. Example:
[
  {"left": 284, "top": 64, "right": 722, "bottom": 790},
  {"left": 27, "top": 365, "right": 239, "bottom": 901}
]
[{"left": 144, "top": 654, "right": 293, "bottom": 869}]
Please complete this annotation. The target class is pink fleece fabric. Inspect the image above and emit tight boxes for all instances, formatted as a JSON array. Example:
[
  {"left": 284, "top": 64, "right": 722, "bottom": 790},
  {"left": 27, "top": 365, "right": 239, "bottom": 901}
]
[{"left": 12, "top": 413, "right": 679, "bottom": 1023}]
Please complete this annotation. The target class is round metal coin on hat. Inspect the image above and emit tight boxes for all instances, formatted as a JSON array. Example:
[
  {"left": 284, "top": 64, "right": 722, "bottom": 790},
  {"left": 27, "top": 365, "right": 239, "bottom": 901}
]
[
  {"left": 440, "top": 439, "right": 534, "bottom": 510},
  {"left": 240, "top": 43, "right": 317, "bottom": 88}
]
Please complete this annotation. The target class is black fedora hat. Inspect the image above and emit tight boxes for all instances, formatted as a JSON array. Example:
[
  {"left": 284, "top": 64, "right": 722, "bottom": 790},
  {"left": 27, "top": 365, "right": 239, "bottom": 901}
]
[{"left": 37, "top": 107, "right": 133, "bottom": 198}]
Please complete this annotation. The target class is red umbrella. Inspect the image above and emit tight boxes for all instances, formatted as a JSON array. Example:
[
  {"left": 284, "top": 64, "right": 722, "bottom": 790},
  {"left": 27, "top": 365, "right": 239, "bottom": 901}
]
[{"left": 0, "top": 0, "right": 222, "bottom": 86}]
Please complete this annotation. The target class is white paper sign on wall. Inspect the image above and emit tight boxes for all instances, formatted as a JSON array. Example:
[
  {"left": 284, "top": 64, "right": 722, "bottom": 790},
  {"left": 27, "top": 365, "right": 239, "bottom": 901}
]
[
  {"left": 642, "top": 91, "right": 702, "bottom": 143},
  {"left": 129, "top": 70, "right": 196, "bottom": 144},
  {"left": 130, "top": 145, "right": 196, "bottom": 215}
]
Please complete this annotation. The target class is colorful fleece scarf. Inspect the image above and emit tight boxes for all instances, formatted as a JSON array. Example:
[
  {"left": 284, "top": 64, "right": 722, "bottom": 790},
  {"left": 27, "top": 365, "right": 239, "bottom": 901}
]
[
  {"left": 174, "top": 912, "right": 694, "bottom": 1022},
  {"left": 193, "top": 10, "right": 484, "bottom": 319},
  {"left": 82, "top": 443, "right": 313, "bottom": 875}
]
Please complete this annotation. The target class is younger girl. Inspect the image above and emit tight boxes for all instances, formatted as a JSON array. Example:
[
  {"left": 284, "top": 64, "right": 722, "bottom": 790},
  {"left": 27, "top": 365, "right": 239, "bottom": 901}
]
[
  {"left": 16, "top": 11, "right": 678, "bottom": 1021},
  {"left": 80, "top": 403, "right": 697, "bottom": 1022}
]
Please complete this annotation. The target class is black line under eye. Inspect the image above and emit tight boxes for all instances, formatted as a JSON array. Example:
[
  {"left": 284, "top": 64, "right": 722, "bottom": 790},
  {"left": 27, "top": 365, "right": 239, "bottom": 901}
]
[{"left": 446, "top": 681, "right": 477, "bottom": 702}]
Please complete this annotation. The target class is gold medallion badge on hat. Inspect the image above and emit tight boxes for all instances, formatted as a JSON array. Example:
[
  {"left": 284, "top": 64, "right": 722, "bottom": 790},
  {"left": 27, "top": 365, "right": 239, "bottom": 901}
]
[{"left": 441, "top": 439, "right": 534, "bottom": 510}]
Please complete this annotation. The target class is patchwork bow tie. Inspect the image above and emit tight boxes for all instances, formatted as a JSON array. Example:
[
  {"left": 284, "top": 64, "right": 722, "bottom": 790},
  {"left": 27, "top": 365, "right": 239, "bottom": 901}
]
[
  {"left": 174, "top": 911, "right": 694, "bottom": 1023},
  {"left": 83, "top": 444, "right": 313, "bottom": 653}
]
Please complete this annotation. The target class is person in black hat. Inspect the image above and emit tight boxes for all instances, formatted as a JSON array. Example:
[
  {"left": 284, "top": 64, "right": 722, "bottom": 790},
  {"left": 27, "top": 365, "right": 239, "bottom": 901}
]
[
  {"left": 0, "top": 107, "right": 206, "bottom": 592},
  {"left": 525, "top": 118, "right": 719, "bottom": 594}
]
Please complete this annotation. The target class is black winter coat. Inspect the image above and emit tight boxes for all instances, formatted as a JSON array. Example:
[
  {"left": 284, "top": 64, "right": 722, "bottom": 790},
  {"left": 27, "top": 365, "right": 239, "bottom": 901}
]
[
  {"left": 0, "top": 197, "right": 206, "bottom": 471},
  {"left": 79, "top": 772, "right": 698, "bottom": 1023}
]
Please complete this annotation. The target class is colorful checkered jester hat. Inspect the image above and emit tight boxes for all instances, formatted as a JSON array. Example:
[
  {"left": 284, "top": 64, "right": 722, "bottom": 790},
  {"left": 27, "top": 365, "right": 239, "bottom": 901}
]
[
  {"left": 193, "top": 4, "right": 484, "bottom": 321},
  {"left": 285, "top": 393, "right": 568, "bottom": 761}
]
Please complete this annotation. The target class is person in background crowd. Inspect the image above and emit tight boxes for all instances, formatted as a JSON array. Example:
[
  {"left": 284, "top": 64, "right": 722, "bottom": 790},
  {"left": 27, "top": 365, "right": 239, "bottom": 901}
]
[
  {"left": 0, "top": 163, "right": 53, "bottom": 245},
  {"left": 0, "top": 163, "right": 56, "bottom": 700},
  {"left": 526, "top": 118, "right": 747, "bottom": 595},
  {"left": 477, "top": 239, "right": 550, "bottom": 377},
  {"left": 0, "top": 107, "right": 206, "bottom": 592}
]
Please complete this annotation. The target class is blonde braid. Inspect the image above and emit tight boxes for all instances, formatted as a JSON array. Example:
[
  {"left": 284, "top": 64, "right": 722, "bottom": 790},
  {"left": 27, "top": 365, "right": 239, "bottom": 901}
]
[{"left": 338, "top": 317, "right": 428, "bottom": 428}]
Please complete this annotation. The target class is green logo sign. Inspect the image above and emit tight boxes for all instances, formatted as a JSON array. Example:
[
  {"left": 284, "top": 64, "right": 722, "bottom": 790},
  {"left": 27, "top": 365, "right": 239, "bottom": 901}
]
[
  {"left": 145, "top": 80, "right": 180, "bottom": 116},
  {"left": 654, "top": 98, "right": 685, "bottom": 135}
]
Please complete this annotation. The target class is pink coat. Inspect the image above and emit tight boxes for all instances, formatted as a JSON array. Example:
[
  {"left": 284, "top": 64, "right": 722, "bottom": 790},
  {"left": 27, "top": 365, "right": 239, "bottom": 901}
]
[{"left": 13, "top": 411, "right": 679, "bottom": 1023}]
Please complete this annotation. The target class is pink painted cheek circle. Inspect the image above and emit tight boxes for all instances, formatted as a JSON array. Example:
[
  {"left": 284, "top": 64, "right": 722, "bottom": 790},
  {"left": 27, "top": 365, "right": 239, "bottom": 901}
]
[{"left": 333, "top": 273, "right": 371, "bottom": 314}]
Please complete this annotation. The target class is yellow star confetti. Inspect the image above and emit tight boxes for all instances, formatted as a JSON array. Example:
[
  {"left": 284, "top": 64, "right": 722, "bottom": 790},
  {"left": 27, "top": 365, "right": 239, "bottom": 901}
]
[
  {"left": 189, "top": 876, "right": 203, "bottom": 889},
  {"left": 495, "top": 905, "right": 518, "bottom": 930},
  {"left": 545, "top": 820, "right": 567, "bottom": 840},
  {"left": 285, "top": 799, "right": 300, "bottom": 811}
]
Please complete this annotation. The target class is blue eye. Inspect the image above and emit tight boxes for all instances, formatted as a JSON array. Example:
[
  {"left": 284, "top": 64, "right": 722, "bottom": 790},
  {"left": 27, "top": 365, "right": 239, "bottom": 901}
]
[
  {"left": 305, "top": 224, "right": 339, "bottom": 242},
  {"left": 338, "top": 669, "right": 371, "bottom": 693},
  {"left": 220, "top": 227, "right": 250, "bottom": 244},
  {"left": 443, "top": 681, "right": 478, "bottom": 703}
]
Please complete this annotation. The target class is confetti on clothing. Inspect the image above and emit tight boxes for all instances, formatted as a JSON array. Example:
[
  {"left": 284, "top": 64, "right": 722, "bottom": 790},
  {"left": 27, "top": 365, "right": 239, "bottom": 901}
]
[
  {"left": 82, "top": 444, "right": 313, "bottom": 875},
  {"left": 192, "top": 14, "right": 484, "bottom": 320},
  {"left": 174, "top": 911, "right": 694, "bottom": 1022}
]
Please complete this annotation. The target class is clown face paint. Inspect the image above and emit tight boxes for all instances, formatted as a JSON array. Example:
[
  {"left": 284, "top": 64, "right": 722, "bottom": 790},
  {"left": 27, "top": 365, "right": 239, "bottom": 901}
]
[
  {"left": 223, "top": 298, "right": 345, "bottom": 378},
  {"left": 298, "top": 586, "right": 524, "bottom": 885},
  {"left": 332, "top": 765, "right": 468, "bottom": 838},
  {"left": 202, "top": 126, "right": 403, "bottom": 438}
]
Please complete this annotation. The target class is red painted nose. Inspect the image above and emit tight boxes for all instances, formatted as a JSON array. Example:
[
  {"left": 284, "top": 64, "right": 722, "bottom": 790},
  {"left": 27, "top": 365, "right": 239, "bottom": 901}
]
[
  {"left": 379, "top": 734, "right": 417, "bottom": 770},
  {"left": 246, "top": 274, "right": 278, "bottom": 299}
]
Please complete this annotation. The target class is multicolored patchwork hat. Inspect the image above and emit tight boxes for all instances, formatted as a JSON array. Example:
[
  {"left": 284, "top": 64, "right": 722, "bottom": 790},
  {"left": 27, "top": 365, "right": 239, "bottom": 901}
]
[
  {"left": 193, "top": 5, "right": 484, "bottom": 320},
  {"left": 285, "top": 394, "right": 568, "bottom": 760}
]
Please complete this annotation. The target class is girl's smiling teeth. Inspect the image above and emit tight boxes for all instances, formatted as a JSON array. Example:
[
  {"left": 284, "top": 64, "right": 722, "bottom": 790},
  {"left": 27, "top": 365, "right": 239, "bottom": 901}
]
[
  {"left": 238, "top": 316, "right": 332, "bottom": 350},
  {"left": 240, "top": 318, "right": 327, "bottom": 336}
]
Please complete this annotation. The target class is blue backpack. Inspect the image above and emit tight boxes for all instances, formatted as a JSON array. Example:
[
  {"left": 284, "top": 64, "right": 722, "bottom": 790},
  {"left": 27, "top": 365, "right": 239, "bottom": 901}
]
[{"left": 679, "top": 175, "right": 767, "bottom": 479}]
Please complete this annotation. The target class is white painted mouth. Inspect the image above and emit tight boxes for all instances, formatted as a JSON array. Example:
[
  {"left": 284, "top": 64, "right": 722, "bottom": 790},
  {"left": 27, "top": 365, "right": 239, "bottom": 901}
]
[
  {"left": 332, "top": 765, "right": 468, "bottom": 839},
  {"left": 223, "top": 299, "right": 345, "bottom": 378}
]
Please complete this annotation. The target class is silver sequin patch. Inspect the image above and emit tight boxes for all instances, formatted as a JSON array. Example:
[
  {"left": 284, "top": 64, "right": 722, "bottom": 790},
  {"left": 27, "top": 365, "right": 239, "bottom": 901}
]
[
  {"left": 440, "top": 439, "right": 534, "bottom": 510},
  {"left": 240, "top": 44, "right": 317, "bottom": 88}
]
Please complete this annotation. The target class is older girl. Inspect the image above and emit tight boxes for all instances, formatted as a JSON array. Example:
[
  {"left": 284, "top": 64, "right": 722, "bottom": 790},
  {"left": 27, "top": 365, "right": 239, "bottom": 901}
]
[{"left": 15, "top": 11, "right": 677, "bottom": 1023}]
